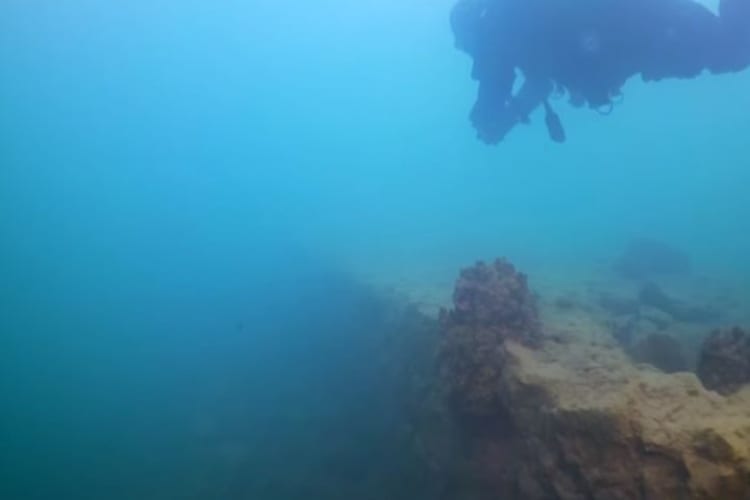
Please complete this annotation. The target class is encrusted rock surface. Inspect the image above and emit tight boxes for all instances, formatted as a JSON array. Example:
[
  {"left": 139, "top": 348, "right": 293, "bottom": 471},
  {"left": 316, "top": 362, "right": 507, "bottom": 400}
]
[
  {"left": 439, "top": 258, "right": 539, "bottom": 417},
  {"left": 501, "top": 335, "right": 750, "bottom": 499},
  {"left": 698, "top": 327, "right": 750, "bottom": 396},
  {"left": 431, "top": 258, "right": 750, "bottom": 500},
  {"left": 445, "top": 258, "right": 539, "bottom": 338}
]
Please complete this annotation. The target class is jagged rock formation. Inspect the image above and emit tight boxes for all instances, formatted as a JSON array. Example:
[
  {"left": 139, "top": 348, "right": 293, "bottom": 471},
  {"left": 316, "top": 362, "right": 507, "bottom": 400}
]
[
  {"left": 439, "top": 258, "right": 539, "bottom": 416},
  {"left": 430, "top": 258, "right": 750, "bottom": 500},
  {"left": 698, "top": 327, "right": 750, "bottom": 395},
  {"left": 445, "top": 258, "right": 539, "bottom": 338}
]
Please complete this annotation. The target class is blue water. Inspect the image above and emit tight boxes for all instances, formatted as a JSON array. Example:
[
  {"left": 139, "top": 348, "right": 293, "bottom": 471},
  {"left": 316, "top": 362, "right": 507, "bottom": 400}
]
[{"left": 2, "top": 1, "right": 749, "bottom": 498}]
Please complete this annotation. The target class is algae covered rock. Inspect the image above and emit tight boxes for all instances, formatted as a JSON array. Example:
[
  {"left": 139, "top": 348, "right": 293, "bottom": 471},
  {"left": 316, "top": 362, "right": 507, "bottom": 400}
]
[
  {"left": 698, "top": 326, "right": 750, "bottom": 395},
  {"left": 432, "top": 259, "right": 750, "bottom": 500},
  {"left": 500, "top": 340, "right": 750, "bottom": 500},
  {"left": 439, "top": 258, "right": 540, "bottom": 417},
  {"left": 447, "top": 258, "right": 539, "bottom": 337}
]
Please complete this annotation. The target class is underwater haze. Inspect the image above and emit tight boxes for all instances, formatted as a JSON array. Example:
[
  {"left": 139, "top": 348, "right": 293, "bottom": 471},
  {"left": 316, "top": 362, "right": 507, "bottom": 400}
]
[{"left": 1, "top": 1, "right": 749, "bottom": 499}]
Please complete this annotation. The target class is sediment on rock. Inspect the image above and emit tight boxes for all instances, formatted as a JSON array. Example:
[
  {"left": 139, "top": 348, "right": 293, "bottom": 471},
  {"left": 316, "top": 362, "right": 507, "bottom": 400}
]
[
  {"left": 698, "top": 326, "right": 750, "bottom": 395},
  {"left": 425, "top": 258, "right": 750, "bottom": 500}
]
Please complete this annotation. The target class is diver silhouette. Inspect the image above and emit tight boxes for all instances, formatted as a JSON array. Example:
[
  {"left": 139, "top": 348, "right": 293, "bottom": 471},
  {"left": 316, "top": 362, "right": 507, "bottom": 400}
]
[{"left": 451, "top": 0, "right": 750, "bottom": 144}]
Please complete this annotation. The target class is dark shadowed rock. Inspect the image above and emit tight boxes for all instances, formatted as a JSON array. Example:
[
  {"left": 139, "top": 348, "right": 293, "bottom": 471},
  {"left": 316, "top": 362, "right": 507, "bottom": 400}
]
[
  {"left": 639, "top": 282, "right": 721, "bottom": 324},
  {"left": 640, "top": 306, "right": 673, "bottom": 330},
  {"left": 614, "top": 238, "right": 690, "bottom": 280},
  {"left": 608, "top": 316, "right": 639, "bottom": 347},
  {"left": 639, "top": 281, "right": 673, "bottom": 310},
  {"left": 698, "top": 327, "right": 750, "bottom": 395},
  {"left": 629, "top": 333, "right": 687, "bottom": 373}
]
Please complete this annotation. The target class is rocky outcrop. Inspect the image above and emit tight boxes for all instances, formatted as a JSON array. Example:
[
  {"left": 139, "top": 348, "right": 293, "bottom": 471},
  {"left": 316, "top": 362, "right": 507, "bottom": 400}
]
[
  {"left": 431, "top": 258, "right": 750, "bottom": 500},
  {"left": 445, "top": 258, "right": 539, "bottom": 339},
  {"left": 698, "top": 327, "right": 750, "bottom": 395},
  {"left": 439, "top": 258, "right": 540, "bottom": 417},
  {"left": 500, "top": 338, "right": 750, "bottom": 499}
]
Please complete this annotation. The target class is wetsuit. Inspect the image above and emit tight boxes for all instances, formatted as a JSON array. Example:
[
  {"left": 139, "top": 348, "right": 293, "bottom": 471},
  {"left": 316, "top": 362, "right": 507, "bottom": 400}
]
[{"left": 452, "top": 0, "right": 750, "bottom": 143}]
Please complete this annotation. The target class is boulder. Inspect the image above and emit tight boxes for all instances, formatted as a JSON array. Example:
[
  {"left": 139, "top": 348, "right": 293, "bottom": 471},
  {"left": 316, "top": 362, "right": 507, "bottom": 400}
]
[
  {"left": 698, "top": 327, "right": 750, "bottom": 395},
  {"left": 439, "top": 258, "right": 540, "bottom": 417}
]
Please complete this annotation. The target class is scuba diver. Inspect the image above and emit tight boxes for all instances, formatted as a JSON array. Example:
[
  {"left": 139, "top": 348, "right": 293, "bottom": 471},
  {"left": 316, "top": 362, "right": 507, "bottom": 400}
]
[{"left": 451, "top": 0, "right": 750, "bottom": 144}]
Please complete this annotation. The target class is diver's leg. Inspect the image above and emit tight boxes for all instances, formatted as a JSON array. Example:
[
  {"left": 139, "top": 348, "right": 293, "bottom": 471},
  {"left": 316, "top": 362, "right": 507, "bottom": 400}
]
[
  {"left": 508, "top": 77, "right": 553, "bottom": 124},
  {"left": 469, "top": 68, "right": 516, "bottom": 144},
  {"left": 470, "top": 75, "right": 552, "bottom": 144}
]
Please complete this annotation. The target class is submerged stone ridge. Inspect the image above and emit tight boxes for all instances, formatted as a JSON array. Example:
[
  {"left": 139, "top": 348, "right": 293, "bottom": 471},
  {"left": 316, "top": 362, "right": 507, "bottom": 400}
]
[{"left": 428, "top": 258, "right": 750, "bottom": 499}]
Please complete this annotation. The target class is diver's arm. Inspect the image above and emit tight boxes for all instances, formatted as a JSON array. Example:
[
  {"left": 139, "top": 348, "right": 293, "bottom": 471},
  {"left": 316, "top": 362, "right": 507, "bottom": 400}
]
[{"left": 511, "top": 76, "right": 553, "bottom": 121}]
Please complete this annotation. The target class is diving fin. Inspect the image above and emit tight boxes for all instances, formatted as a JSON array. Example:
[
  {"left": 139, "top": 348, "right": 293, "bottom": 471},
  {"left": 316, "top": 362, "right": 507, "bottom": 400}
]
[{"left": 543, "top": 100, "right": 566, "bottom": 143}]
